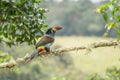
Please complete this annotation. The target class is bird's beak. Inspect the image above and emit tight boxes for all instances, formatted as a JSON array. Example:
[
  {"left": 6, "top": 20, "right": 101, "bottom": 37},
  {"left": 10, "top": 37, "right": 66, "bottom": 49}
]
[{"left": 53, "top": 26, "right": 63, "bottom": 31}]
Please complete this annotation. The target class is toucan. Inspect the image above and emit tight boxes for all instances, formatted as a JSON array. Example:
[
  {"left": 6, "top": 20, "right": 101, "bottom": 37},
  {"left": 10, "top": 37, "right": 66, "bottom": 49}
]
[{"left": 25, "top": 26, "right": 63, "bottom": 62}]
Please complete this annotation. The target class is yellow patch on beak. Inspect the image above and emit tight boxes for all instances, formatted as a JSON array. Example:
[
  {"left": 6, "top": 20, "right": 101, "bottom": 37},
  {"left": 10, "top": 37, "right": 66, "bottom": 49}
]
[
  {"left": 38, "top": 46, "right": 45, "bottom": 49},
  {"left": 52, "top": 28, "right": 57, "bottom": 32}
]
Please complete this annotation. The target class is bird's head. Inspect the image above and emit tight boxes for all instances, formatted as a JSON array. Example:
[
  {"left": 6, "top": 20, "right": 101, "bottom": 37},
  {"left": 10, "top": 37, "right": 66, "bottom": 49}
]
[{"left": 45, "top": 26, "right": 63, "bottom": 36}]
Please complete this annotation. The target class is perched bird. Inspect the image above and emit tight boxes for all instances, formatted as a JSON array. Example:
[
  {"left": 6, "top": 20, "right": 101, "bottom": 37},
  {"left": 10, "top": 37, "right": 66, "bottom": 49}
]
[{"left": 25, "top": 26, "right": 63, "bottom": 62}]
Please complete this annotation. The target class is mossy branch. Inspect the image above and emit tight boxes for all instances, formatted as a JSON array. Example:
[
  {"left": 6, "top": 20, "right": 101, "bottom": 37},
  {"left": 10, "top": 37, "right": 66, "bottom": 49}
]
[{"left": 0, "top": 40, "right": 119, "bottom": 68}]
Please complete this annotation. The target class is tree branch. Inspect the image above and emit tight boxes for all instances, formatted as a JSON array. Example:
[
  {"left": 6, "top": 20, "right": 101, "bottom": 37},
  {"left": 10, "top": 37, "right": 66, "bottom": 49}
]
[{"left": 0, "top": 40, "right": 119, "bottom": 68}]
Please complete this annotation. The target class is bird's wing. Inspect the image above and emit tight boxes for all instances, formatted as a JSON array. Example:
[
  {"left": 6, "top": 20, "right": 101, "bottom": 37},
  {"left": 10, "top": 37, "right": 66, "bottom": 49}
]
[{"left": 36, "top": 36, "right": 54, "bottom": 49}]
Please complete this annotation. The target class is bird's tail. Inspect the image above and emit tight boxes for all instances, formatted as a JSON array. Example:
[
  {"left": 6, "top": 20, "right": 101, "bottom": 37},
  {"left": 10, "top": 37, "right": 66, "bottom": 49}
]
[
  {"left": 25, "top": 50, "right": 39, "bottom": 62},
  {"left": 25, "top": 47, "right": 44, "bottom": 63}
]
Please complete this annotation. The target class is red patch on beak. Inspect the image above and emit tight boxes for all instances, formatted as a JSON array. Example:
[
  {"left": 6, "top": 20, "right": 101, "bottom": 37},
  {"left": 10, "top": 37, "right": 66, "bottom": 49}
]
[{"left": 53, "top": 26, "right": 63, "bottom": 30}]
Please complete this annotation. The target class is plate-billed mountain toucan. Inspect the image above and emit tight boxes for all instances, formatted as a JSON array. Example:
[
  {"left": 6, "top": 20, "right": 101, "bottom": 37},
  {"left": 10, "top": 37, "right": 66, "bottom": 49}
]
[{"left": 25, "top": 26, "right": 63, "bottom": 62}]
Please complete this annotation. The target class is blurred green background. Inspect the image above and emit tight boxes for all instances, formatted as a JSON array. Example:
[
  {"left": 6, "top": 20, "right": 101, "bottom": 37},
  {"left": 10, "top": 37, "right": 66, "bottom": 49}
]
[{"left": 0, "top": 0, "right": 120, "bottom": 80}]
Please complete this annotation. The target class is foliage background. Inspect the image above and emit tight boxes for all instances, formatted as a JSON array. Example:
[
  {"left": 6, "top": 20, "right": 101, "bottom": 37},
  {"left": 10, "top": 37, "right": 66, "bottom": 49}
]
[{"left": 0, "top": 0, "right": 120, "bottom": 80}]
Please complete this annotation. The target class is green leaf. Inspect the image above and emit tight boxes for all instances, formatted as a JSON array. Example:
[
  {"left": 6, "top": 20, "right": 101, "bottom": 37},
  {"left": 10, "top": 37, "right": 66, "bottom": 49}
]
[
  {"left": 117, "top": 15, "right": 120, "bottom": 22},
  {"left": 103, "top": 12, "right": 108, "bottom": 22},
  {"left": 99, "top": 4, "right": 109, "bottom": 13},
  {"left": 105, "top": 22, "right": 116, "bottom": 30},
  {"left": 0, "top": 58, "right": 4, "bottom": 63},
  {"left": 117, "top": 30, "right": 120, "bottom": 39},
  {"left": 36, "top": 0, "right": 42, "bottom": 3},
  {"left": 111, "top": 0, "right": 115, "bottom": 3}
]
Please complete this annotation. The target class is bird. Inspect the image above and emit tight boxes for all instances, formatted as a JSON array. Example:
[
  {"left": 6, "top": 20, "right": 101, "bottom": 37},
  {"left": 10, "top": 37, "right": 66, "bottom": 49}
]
[{"left": 25, "top": 26, "right": 63, "bottom": 62}]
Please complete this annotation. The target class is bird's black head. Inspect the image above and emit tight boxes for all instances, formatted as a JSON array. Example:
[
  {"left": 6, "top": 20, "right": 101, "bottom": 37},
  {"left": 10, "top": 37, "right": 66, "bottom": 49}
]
[
  {"left": 45, "top": 26, "right": 63, "bottom": 37},
  {"left": 45, "top": 28, "right": 55, "bottom": 34}
]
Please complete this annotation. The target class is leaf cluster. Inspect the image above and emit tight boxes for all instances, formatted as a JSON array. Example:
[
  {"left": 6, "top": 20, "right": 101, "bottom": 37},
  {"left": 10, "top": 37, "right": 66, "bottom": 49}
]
[
  {"left": 96, "top": 0, "right": 120, "bottom": 37},
  {"left": 0, "top": 51, "right": 12, "bottom": 63},
  {"left": 86, "top": 66, "right": 120, "bottom": 80},
  {"left": 0, "top": 0, "right": 48, "bottom": 46}
]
